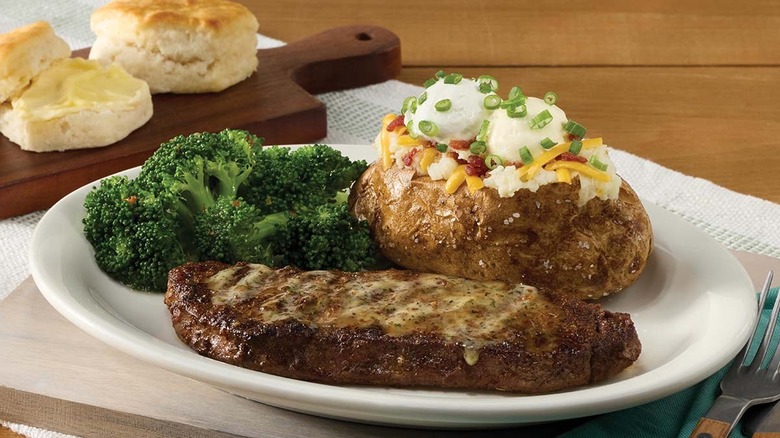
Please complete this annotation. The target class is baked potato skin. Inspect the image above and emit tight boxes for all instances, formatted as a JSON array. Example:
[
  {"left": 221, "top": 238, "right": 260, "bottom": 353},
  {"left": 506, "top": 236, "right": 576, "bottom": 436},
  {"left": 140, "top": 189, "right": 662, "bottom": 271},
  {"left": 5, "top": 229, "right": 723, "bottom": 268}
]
[{"left": 348, "top": 162, "right": 653, "bottom": 300}]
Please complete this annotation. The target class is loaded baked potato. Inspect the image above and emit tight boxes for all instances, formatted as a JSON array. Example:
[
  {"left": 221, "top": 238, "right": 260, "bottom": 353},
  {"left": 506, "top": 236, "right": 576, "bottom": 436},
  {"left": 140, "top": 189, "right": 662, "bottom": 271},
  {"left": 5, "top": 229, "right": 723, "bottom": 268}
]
[{"left": 349, "top": 72, "right": 653, "bottom": 300}]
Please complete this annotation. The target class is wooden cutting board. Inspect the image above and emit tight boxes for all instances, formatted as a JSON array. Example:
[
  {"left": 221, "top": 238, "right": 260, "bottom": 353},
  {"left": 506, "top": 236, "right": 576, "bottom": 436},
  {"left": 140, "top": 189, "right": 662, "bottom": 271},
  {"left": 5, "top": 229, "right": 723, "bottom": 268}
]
[
  {"left": 0, "top": 250, "right": 776, "bottom": 437},
  {"left": 0, "top": 25, "right": 401, "bottom": 219}
]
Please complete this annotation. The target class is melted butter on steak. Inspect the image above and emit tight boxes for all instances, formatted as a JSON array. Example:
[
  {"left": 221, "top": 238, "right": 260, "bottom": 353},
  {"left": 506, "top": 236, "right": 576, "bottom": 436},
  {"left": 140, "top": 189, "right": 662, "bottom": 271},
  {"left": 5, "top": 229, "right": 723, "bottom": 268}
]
[{"left": 205, "top": 263, "right": 564, "bottom": 359}]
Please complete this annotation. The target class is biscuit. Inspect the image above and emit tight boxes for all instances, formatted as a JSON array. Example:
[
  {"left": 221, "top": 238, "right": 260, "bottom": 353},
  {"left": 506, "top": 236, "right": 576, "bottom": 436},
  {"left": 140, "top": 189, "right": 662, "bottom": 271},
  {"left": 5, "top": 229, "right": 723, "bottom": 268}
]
[
  {"left": 0, "top": 21, "right": 71, "bottom": 103},
  {"left": 0, "top": 58, "right": 153, "bottom": 152},
  {"left": 89, "top": 0, "right": 259, "bottom": 94}
]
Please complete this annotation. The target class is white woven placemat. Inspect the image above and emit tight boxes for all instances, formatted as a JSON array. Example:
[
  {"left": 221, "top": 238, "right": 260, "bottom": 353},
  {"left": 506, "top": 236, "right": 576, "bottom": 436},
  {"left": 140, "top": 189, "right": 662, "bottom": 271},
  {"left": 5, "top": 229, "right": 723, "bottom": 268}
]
[{"left": 2, "top": 2, "right": 780, "bottom": 437}]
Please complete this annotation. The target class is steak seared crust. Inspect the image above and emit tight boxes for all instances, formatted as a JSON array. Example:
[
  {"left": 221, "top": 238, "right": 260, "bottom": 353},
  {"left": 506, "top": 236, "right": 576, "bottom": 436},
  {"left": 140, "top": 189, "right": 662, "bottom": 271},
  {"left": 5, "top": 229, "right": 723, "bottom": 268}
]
[{"left": 165, "top": 261, "right": 641, "bottom": 393}]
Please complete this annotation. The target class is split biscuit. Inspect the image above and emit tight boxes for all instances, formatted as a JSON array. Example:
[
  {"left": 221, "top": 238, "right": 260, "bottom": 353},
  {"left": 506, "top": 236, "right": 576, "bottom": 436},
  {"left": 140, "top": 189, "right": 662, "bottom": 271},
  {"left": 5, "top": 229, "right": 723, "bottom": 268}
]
[
  {"left": 0, "top": 58, "right": 153, "bottom": 152},
  {"left": 0, "top": 21, "right": 70, "bottom": 103}
]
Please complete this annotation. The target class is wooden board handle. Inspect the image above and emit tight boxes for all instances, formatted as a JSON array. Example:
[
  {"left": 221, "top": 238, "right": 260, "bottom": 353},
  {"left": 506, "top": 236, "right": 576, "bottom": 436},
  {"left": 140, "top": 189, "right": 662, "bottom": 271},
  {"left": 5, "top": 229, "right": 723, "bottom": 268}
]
[
  {"left": 689, "top": 417, "right": 733, "bottom": 438},
  {"left": 264, "top": 24, "right": 402, "bottom": 94}
]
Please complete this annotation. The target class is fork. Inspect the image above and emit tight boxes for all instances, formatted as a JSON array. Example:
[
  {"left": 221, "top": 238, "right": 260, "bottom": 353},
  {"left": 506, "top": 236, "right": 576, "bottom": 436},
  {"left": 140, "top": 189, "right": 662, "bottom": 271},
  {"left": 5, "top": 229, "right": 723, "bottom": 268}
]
[{"left": 690, "top": 271, "right": 777, "bottom": 438}]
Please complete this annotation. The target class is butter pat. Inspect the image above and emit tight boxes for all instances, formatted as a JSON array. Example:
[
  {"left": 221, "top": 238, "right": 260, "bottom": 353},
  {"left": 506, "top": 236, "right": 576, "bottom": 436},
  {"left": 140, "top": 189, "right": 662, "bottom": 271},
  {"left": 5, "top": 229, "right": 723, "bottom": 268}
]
[
  {"left": 14, "top": 58, "right": 150, "bottom": 121},
  {"left": 0, "top": 57, "right": 153, "bottom": 152}
]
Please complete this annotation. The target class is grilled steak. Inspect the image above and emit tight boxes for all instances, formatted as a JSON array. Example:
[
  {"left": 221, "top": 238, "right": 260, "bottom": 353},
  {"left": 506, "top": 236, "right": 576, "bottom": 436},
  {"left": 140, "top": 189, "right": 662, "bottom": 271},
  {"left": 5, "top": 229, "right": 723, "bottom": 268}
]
[{"left": 165, "top": 261, "right": 641, "bottom": 393}]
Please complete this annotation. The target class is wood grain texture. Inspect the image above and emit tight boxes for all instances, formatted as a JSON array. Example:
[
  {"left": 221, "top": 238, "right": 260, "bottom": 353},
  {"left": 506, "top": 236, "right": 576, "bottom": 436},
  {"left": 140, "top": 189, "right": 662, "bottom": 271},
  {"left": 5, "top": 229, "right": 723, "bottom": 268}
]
[
  {"left": 690, "top": 417, "right": 733, "bottom": 438},
  {"left": 0, "top": 25, "right": 401, "bottom": 219},
  {"left": 243, "top": 0, "right": 780, "bottom": 205},
  {"left": 0, "top": 427, "right": 23, "bottom": 438},
  {"left": 249, "top": 0, "right": 780, "bottom": 66}
]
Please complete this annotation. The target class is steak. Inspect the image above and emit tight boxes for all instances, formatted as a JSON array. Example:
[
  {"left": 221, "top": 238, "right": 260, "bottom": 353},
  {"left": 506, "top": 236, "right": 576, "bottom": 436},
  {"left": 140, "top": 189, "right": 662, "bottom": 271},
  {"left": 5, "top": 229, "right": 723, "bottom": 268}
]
[{"left": 165, "top": 261, "right": 641, "bottom": 393}]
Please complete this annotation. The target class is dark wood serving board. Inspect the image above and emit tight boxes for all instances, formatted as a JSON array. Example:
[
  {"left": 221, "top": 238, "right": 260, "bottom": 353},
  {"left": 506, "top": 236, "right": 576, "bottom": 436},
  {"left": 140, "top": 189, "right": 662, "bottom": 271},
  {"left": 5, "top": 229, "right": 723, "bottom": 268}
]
[{"left": 0, "top": 25, "right": 401, "bottom": 219}]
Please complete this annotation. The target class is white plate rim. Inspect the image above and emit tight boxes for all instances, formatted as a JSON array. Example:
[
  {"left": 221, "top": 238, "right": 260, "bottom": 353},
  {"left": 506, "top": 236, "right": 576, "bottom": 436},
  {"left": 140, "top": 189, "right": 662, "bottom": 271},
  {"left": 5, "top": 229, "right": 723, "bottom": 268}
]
[{"left": 29, "top": 144, "right": 757, "bottom": 428}]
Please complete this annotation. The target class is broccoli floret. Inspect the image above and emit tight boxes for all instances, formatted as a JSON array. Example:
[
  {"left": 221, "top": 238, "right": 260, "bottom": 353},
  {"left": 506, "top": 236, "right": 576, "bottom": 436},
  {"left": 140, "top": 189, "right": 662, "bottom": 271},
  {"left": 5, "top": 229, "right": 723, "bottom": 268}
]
[
  {"left": 83, "top": 175, "right": 188, "bottom": 292},
  {"left": 83, "top": 129, "right": 377, "bottom": 292},
  {"left": 243, "top": 144, "right": 368, "bottom": 214},
  {"left": 274, "top": 201, "right": 376, "bottom": 272},
  {"left": 193, "top": 197, "right": 287, "bottom": 265},
  {"left": 138, "top": 130, "right": 261, "bottom": 185}
]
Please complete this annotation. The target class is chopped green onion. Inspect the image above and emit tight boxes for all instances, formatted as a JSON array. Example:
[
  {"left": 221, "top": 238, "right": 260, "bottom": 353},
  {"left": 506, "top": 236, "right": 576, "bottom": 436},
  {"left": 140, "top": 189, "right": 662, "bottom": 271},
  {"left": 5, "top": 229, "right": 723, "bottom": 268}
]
[
  {"left": 519, "top": 146, "right": 534, "bottom": 165},
  {"left": 483, "top": 94, "right": 502, "bottom": 110},
  {"left": 418, "top": 120, "right": 439, "bottom": 136},
  {"left": 569, "top": 140, "right": 583, "bottom": 154},
  {"left": 589, "top": 155, "right": 608, "bottom": 171},
  {"left": 484, "top": 154, "right": 504, "bottom": 170},
  {"left": 508, "top": 86, "right": 524, "bottom": 101},
  {"left": 476, "top": 120, "right": 490, "bottom": 142},
  {"left": 401, "top": 96, "right": 417, "bottom": 114},
  {"left": 540, "top": 137, "right": 557, "bottom": 149},
  {"left": 469, "top": 141, "right": 487, "bottom": 155},
  {"left": 529, "top": 109, "right": 553, "bottom": 130},
  {"left": 406, "top": 120, "right": 418, "bottom": 138},
  {"left": 563, "top": 120, "right": 587, "bottom": 138},
  {"left": 418, "top": 92, "right": 427, "bottom": 105},
  {"left": 434, "top": 99, "right": 451, "bottom": 112},
  {"left": 423, "top": 77, "right": 437, "bottom": 88},
  {"left": 477, "top": 75, "right": 499, "bottom": 93},
  {"left": 500, "top": 95, "right": 526, "bottom": 109},
  {"left": 506, "top": 104, "right": 527, "bottom": 118},
  {"left": 443, "top": 73, "right": 463, "bottom": 84},
  {"left": 436, "top": 142, "right": 448, "bottom": 153},
  {"left": 543, "top": 91, "right": 558, "bottom": 105},
  {"left": 435, "top": 70, "right": 446, "bottom": 79}
]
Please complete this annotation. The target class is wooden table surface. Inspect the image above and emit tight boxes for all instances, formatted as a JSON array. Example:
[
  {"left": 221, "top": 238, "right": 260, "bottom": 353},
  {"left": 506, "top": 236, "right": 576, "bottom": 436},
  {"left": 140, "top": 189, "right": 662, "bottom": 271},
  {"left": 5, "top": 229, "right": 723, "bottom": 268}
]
[
  {"left": 1, "top": 1, "right": 778, "bottom": 437},
  {"left": 251, "top": 0, "right": 780, "bottom": 204}
]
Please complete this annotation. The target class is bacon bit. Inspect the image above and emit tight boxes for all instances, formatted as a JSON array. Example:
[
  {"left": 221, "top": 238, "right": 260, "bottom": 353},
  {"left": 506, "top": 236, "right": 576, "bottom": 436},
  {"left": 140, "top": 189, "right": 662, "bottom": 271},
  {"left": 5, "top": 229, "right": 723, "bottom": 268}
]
[
  {"left": 231, "top": 200, "right": 242, "bottom": 207},
  {"left": 465, "top": 155, "right": 488, "bottom": 176},
  {"left": 446, "top": 151, "right": 468, "bottom": 164},
  {"left": 386, "top": 115, "right": 405, "bottom": 132},
  {"left": 557, "top": 152, "right": 587, "bottom": 163},
  {"left": 449, "top": 139, "right": 471, "bottom": 150},
  {"left": 402, "top": 148, "right": 419, "bottom": 167},
  {"left": 124, "top": 195, "right": 138, "bottom": 204},
  {"left": 504, "top": 161, "right": 524, "bottom": 168}
]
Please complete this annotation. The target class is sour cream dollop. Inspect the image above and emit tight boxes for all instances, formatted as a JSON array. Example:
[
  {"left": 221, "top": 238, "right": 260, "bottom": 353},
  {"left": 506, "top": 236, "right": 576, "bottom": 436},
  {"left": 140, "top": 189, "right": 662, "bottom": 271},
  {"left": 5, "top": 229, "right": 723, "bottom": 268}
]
[
  {"left": 403, "top": 77, "right": 495, "bottom": 144},
  {"left": 485, "top": 96, "right": 568, "bottom": 163}
]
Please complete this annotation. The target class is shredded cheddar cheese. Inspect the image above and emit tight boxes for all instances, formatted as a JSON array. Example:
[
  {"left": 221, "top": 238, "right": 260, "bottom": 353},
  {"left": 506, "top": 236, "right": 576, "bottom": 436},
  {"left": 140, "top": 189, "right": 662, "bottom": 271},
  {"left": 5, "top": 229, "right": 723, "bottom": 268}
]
[
  {"left": 545, "top": 161, "right": 611, "bottom": 182},
  {"left": 419, "top": 147, "right": 438, "bottom": 174},
  {"left": 554, "top": 167, "right": 572, "bottom": 184},
  {"left": 465, "top": 175, "right": 484, "bottom": 193},
  {"left": 445, "top": 165, "right": 467, "bottom": 194},
  {"left": 518, "top": 137, "right": 604, "bottom": 180},
  {"left": 380, "top": 114, "right": 396, "bottom": 170}
]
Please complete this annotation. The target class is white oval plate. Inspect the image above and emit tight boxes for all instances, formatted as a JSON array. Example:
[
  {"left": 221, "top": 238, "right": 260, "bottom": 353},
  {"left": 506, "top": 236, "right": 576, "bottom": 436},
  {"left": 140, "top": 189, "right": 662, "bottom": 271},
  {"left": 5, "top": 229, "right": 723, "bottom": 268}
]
[{"left": 30, "top": 144, "right": 756, "bottom": 428}]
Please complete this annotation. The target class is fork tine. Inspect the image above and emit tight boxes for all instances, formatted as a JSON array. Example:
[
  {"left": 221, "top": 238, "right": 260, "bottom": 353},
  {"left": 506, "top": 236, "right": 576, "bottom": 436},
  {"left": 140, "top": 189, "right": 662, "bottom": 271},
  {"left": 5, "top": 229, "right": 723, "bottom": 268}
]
[
  {"left": 735, "top": 271, "right": 774, "bottom": 369},
  {"left": 751, "top": 271, "right": 777, "bottom": 369}
]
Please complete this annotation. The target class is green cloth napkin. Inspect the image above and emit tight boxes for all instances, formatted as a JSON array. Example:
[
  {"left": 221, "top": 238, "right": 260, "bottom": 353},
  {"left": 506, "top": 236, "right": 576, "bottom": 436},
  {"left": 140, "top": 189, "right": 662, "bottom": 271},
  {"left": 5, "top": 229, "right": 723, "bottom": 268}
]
[{"left": 560, "top": 286, "right": 780, "bottom": 438}]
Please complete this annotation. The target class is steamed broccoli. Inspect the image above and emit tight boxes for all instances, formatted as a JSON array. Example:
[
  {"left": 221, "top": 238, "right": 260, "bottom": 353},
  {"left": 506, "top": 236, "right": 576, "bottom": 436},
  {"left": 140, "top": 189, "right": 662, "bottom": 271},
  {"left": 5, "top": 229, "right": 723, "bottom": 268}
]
[
  {"left": 82, "top": 129, "right": 375, "bottom": 292},
  {"left": 82, "top": 175, "right": 187, "bottom": 292},
  {"left": 192, "top": 196, "right": 287, "bottom": 265},
  {"left": 242, "top": 144, "right": 368, "bottom": 214},
  {"left": 274, "top": 202, "right": 376, "bottom": 272}
]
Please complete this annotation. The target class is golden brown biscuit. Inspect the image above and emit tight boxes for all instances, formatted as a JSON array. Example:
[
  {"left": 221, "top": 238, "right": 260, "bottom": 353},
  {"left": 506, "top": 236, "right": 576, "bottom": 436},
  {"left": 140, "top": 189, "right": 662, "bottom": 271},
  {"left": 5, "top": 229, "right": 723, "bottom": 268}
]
[
  {"left": 89, "top": 0, "right": 259, "bottom": 94},
  {"left": 0, "top": 21, "right": 70, "bottom": 103},
  {"left": 0, "top": 58, "right": 153, "bottom": 152}
]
